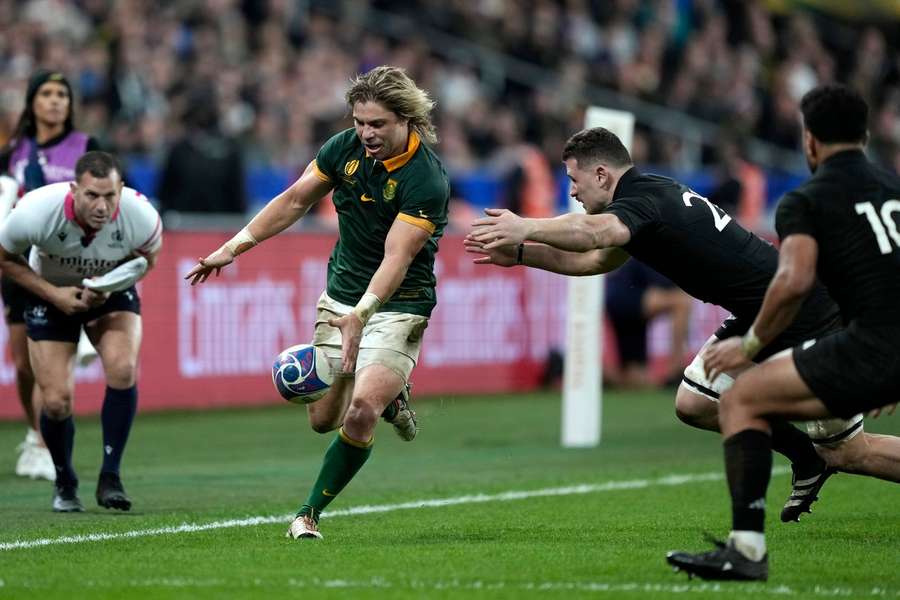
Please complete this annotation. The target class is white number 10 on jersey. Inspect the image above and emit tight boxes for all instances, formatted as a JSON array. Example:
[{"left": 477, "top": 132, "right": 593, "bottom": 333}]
[{"left": 855, "top": 200, "right": 900, "bottom": 254}]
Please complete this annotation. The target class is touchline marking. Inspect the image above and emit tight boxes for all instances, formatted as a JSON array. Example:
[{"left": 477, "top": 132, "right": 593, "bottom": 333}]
[
  {"left": 5, "top": 577, "right": 900, "bottom": 596},
  {"left": 0, "top": 467, "right": 788, "bottom": 552}
]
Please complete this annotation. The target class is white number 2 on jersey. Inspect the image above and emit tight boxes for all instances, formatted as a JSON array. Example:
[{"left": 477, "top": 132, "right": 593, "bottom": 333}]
[
  {"left": 682, "top": 191, "right": 732, "bottom": 232},
  {"left": 855, "top": 200, "right": 900, "bottom": 254}
]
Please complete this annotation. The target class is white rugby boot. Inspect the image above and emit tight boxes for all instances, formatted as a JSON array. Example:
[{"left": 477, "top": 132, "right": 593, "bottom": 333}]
[{"left": 286, "top": 514, "right": 323, "bottom": 540}]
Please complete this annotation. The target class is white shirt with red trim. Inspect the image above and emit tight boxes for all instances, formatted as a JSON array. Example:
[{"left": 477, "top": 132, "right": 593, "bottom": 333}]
[{"left": 0, "top": 182, "right": 162, "bottom": 286}]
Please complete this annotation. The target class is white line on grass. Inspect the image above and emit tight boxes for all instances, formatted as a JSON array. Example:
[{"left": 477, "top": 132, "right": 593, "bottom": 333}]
[
  {"left": 0, "top": 467, "right": 788, "bottom": 552},
  {"left": 3, "top": 577, "right": 898, "bottom": 597}
]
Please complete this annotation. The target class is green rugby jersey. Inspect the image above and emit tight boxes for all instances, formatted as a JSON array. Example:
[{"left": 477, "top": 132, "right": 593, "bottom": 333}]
[{"left": 313, "top": 128, "right": 449, "bottom": 317}]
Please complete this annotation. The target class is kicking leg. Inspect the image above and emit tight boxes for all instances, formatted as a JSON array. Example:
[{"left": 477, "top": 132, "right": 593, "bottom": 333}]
[{"left": 288, "top": 363, "right": 402, "bottom": 540}]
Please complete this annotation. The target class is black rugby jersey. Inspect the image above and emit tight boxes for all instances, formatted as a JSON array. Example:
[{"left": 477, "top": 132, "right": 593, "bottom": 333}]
[
  {"left": 776, "top": 150, "right": 900, "bottom": 327},
  {"left": 603, "top": 168, "right": 835, "bottom": 324}
]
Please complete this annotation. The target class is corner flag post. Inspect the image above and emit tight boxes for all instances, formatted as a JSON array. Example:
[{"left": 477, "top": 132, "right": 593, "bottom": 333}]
[{"left": 561, "top": 107, "right": 635, "bottom": 448}]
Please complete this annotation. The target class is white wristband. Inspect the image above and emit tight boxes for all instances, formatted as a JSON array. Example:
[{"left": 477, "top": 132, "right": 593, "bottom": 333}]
[
  {"left": 351, "top": 292, "right": 382, "bottom": 325},
  {"left": 224, "top": 227, "right": 258, "bottom": 256}
]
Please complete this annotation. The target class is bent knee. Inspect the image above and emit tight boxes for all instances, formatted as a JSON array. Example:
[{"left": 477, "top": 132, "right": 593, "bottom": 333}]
[
  {"left": 343, "top": 401, "right": 379, "bottom": 430},
  {"left": 104, "top": 361, "right": 137, "bottom": 388},
  {"left": 675, "top": 386, "right": 719, "bottom": 428}
]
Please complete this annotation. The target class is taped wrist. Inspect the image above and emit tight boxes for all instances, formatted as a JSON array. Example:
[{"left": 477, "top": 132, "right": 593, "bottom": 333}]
[
  {"left": 224, "top": 227, "right": 258, "bottom": 256},
  {"left": 351, "top": 292, "right": 382, "bottom": 326},
  {"left": 741, "top": 326, "right": 763, "bottom": 360}
]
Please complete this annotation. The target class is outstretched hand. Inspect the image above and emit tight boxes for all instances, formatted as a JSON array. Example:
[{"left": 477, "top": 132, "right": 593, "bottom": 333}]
[
  {"left": 462, "top": 237, "right": 518, "bottom": 266},
  {"left": 184, "top": 246, "right": 235, "bottom": 286},
  {"left": 328, "top": 313, "right": 364, "bottom": 374},
  {"left": 702, "top": 337, "right": 752, "bottom": 382},
  {"left": 468, "top": 208, "right": 530, "bottom": 249}
]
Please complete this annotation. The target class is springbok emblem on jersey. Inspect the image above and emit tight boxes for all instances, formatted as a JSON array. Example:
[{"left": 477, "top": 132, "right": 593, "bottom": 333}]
[
  {"left": 344, "top": 160, "right": 359, "bottom": 177},
  {"left": 383, "top": 179, "right": 398, "bottom": 201}
]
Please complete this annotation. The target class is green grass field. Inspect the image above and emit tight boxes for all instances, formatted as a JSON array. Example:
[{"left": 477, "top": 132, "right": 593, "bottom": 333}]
[{"left": 1, "top": 390, "right": 898, "bottom": 599}]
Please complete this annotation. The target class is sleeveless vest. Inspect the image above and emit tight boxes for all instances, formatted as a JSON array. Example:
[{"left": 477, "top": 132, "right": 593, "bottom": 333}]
[{"left": 7, "top": 131, "right": 90, "bottom": 194}]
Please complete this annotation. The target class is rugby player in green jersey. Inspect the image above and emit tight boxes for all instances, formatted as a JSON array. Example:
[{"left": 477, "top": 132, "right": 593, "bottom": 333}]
[{"left": 186, "top": 66, "right": 449, "bottom": 540}]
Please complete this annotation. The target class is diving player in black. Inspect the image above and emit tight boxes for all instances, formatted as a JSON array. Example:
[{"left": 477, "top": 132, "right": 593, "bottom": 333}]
[
  {"left": 465, "top": 124, "right": 900, "bottom": 563},
  {"left": 666, "top": 84, "right": 900, "bottom": 581},
  {"left": 466, "top": 126, "right": 841, "bottom": 513}
]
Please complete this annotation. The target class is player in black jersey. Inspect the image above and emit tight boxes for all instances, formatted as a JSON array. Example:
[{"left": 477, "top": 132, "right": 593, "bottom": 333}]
[
  {"left": 466, "top": 125, "right": 900, "bottom": 531},
  {"left": 666, "top": 85, "right": 900, "bottom": 581}
]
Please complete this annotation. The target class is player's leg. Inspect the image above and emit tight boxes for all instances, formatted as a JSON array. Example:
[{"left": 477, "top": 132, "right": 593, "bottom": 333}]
[
  {"left": 288, "top": 310, "right": 425, "bottom": 539},
  {"left": 24, "top": 294, "right": 84, "bottom": 510},
  {"left": 305, "top": 371, "right": 353, "bottom": 433},
  {"left": 817, "top": 427, "right": 900, "bottom": 483},
  {"left": 668, "top": 353, "right": 829, "bottom": 580},
  {"left": 305, "top": 294, "right": 421, "bottom": 439},
  {"left": 9, "top": 321, "right": 55, "bottom": 480},
  {"left": 85, "top": 309, "right": 141, "bottom": 511},
  {"left": 28, "top": 337, "right": 81, "bottom": 511},
  {"left": 4, "top": 276, "right": 55, "bottom": 480},
  {"left": 679, "top": 338, "right": 827, "bottom": 490},
  {"left": 8, "top": 322, "right": 37, "bottom": 429},
  {"left": 288, "top": 362, "right": 404, "bottom": 540},
  {"left": 363, "top": 312, "right": 427, "bottom": 441},
  {"left": 676, "top": 336, "right": 736, "bottom": 431},
  {"left": 381, "top": 378, "right": 416, "bottom": 441},
  {"left": 305, "top": 293, "right": 355, "bottom": 433}
]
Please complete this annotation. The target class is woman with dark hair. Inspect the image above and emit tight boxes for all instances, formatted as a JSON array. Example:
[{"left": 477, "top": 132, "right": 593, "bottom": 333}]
[{"left": 0, "top": 70, "right": 100, "bottom": 481}]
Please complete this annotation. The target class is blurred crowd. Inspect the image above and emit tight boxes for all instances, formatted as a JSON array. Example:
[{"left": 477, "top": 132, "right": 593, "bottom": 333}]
[{"left": 1, "top": 0, "right": 899, "bottom": 216}]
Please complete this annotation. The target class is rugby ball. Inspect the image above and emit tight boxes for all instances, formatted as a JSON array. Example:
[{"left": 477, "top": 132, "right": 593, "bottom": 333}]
[{"left": 272, "top": 344, "right": 333, "bottom": 404}]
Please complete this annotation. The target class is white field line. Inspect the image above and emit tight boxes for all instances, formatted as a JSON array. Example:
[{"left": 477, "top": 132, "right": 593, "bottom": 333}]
[
  {"left": 0, "top": 467, "right": 788, "bottom": 552},
  {"left": 1, "top": 577, "right": 898, "bottom": 597}
]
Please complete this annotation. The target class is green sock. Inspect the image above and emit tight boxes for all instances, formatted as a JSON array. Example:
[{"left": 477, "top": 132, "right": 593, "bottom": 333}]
[{"left": 298, "top": 428, "right": 372, "bottom": 521}]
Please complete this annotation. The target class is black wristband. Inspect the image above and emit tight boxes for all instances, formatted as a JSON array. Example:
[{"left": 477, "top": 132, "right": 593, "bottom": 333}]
[{"left": 516, "top": 243, "right": 525, "bottom": 265}]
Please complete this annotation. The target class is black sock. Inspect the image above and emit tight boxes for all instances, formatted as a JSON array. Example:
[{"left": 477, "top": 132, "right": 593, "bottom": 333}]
[
  {"left": 100, "top": 385, "right": 138, "bottom": 474},
  {"left": 40, "top": 413, "right": 77, "bottom": 487},
  {"left": 724, "top": 429, "right": 772, "bottom": 533},
  {"left": 770, "top": 420, "right": 825, "bottom": 477}
]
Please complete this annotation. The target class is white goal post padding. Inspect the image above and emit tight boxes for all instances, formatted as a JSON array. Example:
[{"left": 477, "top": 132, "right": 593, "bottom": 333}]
[{"left": 561, "top": 107, "right": 635, "bottom": 448}]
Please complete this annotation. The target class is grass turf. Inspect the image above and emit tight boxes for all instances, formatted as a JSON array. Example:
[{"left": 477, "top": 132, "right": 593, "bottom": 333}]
[{"left": 0, "top": 390, "right": 898, "bottom": 599}]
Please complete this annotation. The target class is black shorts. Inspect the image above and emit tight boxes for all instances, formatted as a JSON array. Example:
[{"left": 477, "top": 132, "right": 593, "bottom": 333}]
[
  {"left": 24, "top": 286, "right": 141, "bottom": 343},
  {"left": 793, "top": 323, "right": 900, "bottom": 419},
  {"left": 715, "top": 310, "right": 843, "bottom": 363},
  {"left": 1, "top": 275, "right": 38, "bottom": 325}
]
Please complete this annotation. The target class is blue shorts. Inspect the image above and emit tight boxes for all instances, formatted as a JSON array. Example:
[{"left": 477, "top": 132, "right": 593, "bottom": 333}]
[
  {"left": 2, "top": 275, "right": 36, "bottom": 325},
  {"left": 24, "top": 286, "right": 141, "bottom": 343}
]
